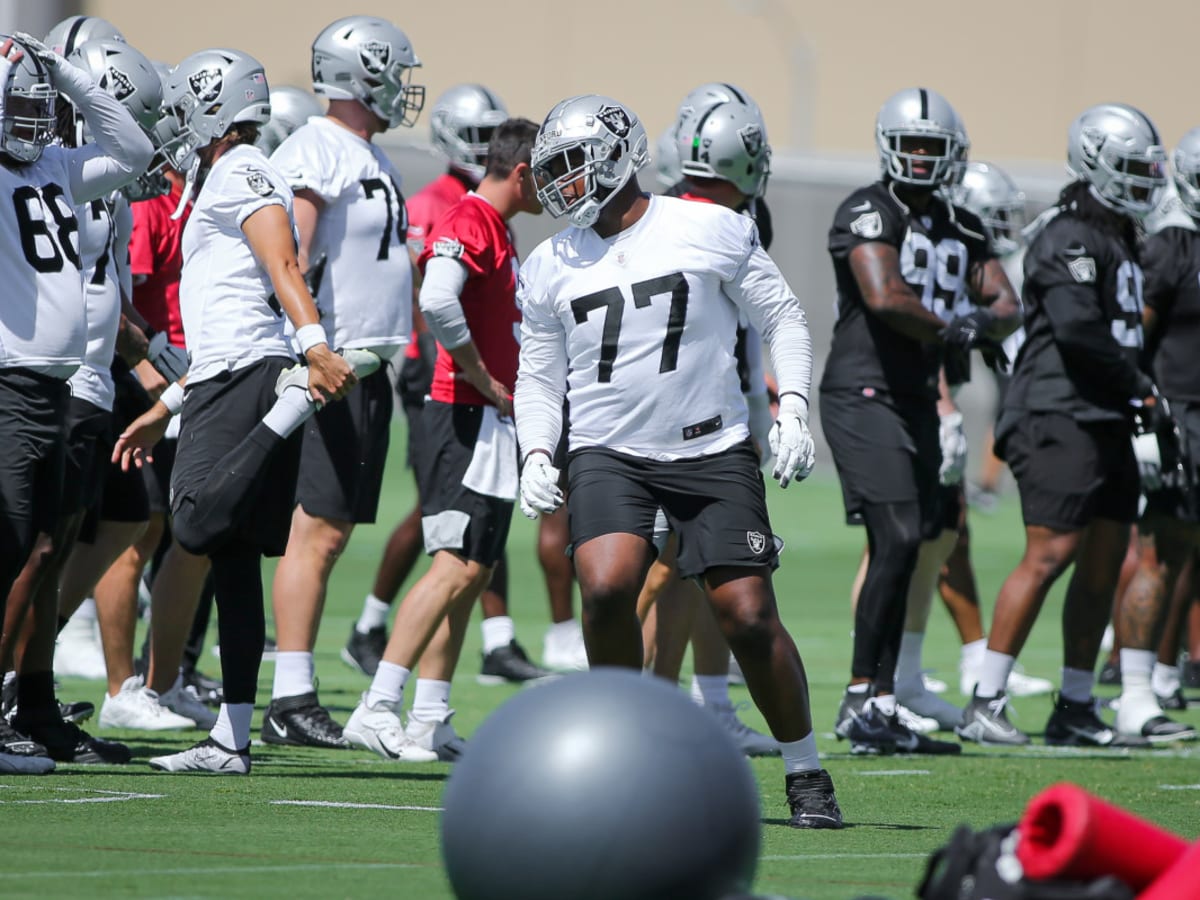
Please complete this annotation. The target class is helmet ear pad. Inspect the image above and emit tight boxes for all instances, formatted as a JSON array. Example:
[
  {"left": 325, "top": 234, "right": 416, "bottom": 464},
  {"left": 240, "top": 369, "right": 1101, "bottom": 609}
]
[{"left": 594, "top": 142, "right": 625, "bottom": 189}]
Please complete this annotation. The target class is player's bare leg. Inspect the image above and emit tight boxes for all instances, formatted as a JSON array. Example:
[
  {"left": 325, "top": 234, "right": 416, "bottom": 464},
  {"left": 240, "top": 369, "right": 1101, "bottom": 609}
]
[
  {"left": 93, "top": 546, "right": 143, "bottom": 695},
  {"left": 146, "top": 541, "right": 211, "bottom": 695},
  {"left": 273, "top": 509, "right": 353, "bottom": 655},
  {"left": 371, "top": 505, "right": 424, "bottom": 605},
  {"left": 539, "top": 505, "right": 586, "bottom": 670},
  {"left": 651, "top": 574, "right": 702, "bottom": 681},
  {"left": 573, "top": 533, "right": 655, "bottom": 670}
]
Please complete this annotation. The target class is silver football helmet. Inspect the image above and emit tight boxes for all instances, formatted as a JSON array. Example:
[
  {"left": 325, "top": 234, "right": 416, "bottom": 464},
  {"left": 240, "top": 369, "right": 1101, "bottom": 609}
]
[
  {"left": 532, "top": 95, "right": 648, "bottom": 229},
  {"left": 951, "top": 161, "right": 1027, "bottom": 255},
  {"left": 311, "top": 16, "right": 423, "bottom": 129},
  {"left": 0, "top": 35, "right": 58, "bottom": 163},
  {"left": 44, "top": 15, "right": 124, "bottom": 57},
  {"left": 654, "top": 126, "right": 682, "bottom": 188},
  {"left": 876, "top": 87, "right": 968, "bottom": 187},
  {"left": 1172, "top": 127, "right": 1200, "bottom": 220},
  {"left": 676, "top": 99, "right": 771, "bottom": 198},
  {"left": 257, "top": 86, "right": 324, "bottom": 156},
  {"left": 429, "top": 83, "right": 507, "bottom": 182},
  {"left": 1067, "top": 103, "right": 1166, "bottom": 217},
  {"left": 69, "top": 39, "right": 167, "bottom": 199}
]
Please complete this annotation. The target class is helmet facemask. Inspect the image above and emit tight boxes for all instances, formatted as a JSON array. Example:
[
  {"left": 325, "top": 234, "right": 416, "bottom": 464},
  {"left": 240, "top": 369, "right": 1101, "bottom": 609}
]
[
  {"left": 533, "top": 143, "right": 601, "bottom": 226},
  {"left": 1, "top": 67, "right": 57, "bottom": 164},
  {"left": 880, "top": 130, "right": 963, "bottom": 187},
  {"left": 1173, "top": 131, "right": 1200, "bottom": 220},
  {"left": 1082, "top": 131, "right": 1167, "bottom": 216},
  {"left": 363, "top": 58, "right": 423, "bottom": 128}
]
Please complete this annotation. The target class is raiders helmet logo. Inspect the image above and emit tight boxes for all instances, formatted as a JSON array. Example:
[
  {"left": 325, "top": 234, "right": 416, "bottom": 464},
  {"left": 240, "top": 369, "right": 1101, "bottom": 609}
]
[
  {"left": 849, "top": 210, "right": 883, "bottom": 239},
  {"left": 1068, "top": 256, "right": 1096, "bottom": 283},
  {"left": 738, "top": 123, "right": 764, "bottom": 157},
  {"left": 746, "top": 531, "right": 766, "bottom": 554},
  {"left": 104, "top": 66, "right": 136, "bottom": 102},
  {"left": 432, "top": 237, "right": 464, "bottom": 259},
  {"left": 246, "top": 170, "right": 274, "bottom": 197},
  {"left": 595, "top": 105, "right": 631, "bottom": 138},
  {"left": 359, "top": 40, "right": 391, "bottom": 75},
  {"left": 188, "top": 68, "right": 223, "bottom": 103}
]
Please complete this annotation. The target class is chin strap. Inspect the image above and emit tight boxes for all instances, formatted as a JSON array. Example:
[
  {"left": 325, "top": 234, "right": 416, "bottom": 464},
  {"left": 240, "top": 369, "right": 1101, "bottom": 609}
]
[{"left": 170, "top": 157, "right": 200, "bottom": 220}]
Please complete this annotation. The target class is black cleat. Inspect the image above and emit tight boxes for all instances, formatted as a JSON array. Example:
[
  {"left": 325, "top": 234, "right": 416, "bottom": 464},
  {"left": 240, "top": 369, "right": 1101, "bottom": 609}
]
[
  {"left": 1045, "top": 694, "right": 1146, "bottom": 747},
  {"left": 845, "top": 699, "right": 962, "bottom": 755},
  {"left": 478, "top": 640, "right": 554, "bottom": 685},
  {"left": 880, "top": 708, "right": 962, "bottom": 755},
  {"left": 833, "top": 687, "right": 869, "bottom": 740},
  {"left": 1098, "top": 660, "right": 1121, "bottom": 686},
  {"left": 15, "top": 712, "right": 132, "bottom": 764},
  {"left": 786, "top": 769, "right": 844, "bottom": 829},
  {"left": 0, "top": 718, "right": 49, "bottom": 758},
  {"left": 1136, "top": 715, "right": 1197, "bottom": 743},
  {"left": 956, "top": 690, "right": 1031, "bottom": 746},
  {"left": 1184, "top": 660, "right": 1200, "bottom": 689},
  {"left": 1157, "top": 688, "right": 1189, "bottom": 711},
  {"left": 182, "top": 668, "right": 224, "bottom": 708},
  {"left": 261, "top": 692, "right": 349, "bottom": 749},
  {"left": 341, "top": 626, "right": 387, "bottom": 677},
  {"left": 58, "top": 700, "right": 94, "bottom": 725}
]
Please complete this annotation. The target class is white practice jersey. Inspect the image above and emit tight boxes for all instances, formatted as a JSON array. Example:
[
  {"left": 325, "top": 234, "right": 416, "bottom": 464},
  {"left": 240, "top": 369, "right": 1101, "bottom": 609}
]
[
  {"left": 180, "top": 145, "right": 296, "bottom": 384},
  {"left": 0, "top": 147, "right": 91, "bottom": 375},
  {"left": 68, "top": 192, "right": 128, "bottom": 410},
  {"left": 517, "top": 195, "right": 804, "bottom": 460},
  {"left": 271, "top": 117, "right": 411, "bottom": 360}
]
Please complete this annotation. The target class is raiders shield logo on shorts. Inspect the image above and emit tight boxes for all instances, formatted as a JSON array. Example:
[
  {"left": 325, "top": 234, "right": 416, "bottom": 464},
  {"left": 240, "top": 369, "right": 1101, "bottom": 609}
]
[{"left": 746, "top": 531, "right": 767, "bottom": 554}]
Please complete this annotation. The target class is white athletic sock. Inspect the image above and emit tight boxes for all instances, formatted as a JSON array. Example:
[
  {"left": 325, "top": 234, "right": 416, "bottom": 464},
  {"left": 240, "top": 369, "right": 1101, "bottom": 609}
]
[
  {"left": 846, "top": 682, "right": 870, "bottom": 695},
  {"left": 780, "top": 731, "right": 821, "bottom": 775},
  {"left": 365, "top": 661, "right": 411, "bottom": 709},
  {"left": 1119, "top": 649, "right": 1157, "bottom": 699},
  {"left": 1153, "top": 663, "right": 1181, "bottom": 697},
  {"left": 871, "top": 694, "right": 897, "bottom": 716},
  {"left": 211, "top": 702, "right": 253, "bottom": 750},
  {"left": 409, "top": 679, "right": 451, "bottom": 724},
  {"left": 691, "top": 675, "right": 731, "bottom": 709},
  {"left": 76, "top": 597, "right": 98, "bottom": 621},
  {"left": 1060, "top": 666, "right": 1095, "bottom": 704},
  {"left": 481, "top": 616, "right": 514, "bottom": 654},
  {"left": 272, "top": 651, "right": 314, "bottom": 700},
  {"left": 960, "top": 638, "right": 987, "bottom": 675},
  {"left": 894, "top": 631, "right": 925, "bottom": 686},
  {"left": 356, "top": 594, "right": 390, "bottom": 634},
  {"left": 545, "top": 618, "right": 580, "bottom": 641},
  {"left": 976, "top": 651, "right": 1016, "bottom": 698},
  {"left": 262, "top": 384, "right": 314, "bottom": 438}
]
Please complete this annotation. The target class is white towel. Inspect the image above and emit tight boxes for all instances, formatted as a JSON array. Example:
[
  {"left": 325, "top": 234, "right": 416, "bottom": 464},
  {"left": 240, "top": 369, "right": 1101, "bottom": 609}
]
[{"left": 462, "top": 407, "right": 519, "bottom": 501}]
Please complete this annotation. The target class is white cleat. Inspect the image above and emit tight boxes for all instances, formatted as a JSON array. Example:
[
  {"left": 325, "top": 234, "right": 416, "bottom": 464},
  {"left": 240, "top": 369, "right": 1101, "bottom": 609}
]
[
  {"left": 895, "top": 703, "right": 940, "bottom": 735},
  {"left": 149, "top": 738, "right": 250, "bottom": 774},
  {"left": 53, "top": 613, "right": 107, "bottom": 680},
  {"left": 343, "top": 694, "right": 439, "bottom": 762},
  {"left": 99, "top": 676, "right": 196, "bottom": 731},
  {"left": 159, "top": 681, "right": 218, "bottom": 730},
  {"left": 896, "top": 676, "right": 964, "bottom": 731},
  {"left": 921, "top": 672, "right": 949, "bottom": 694},
  {"left": 405, "top": 711, "right": 467, "bottom": 762},
  {"left": 275, "top": 350, "right": 382, "bottom": 404},
  {"left": 542, "top": 620, "right": 589, "bottom": 672}
]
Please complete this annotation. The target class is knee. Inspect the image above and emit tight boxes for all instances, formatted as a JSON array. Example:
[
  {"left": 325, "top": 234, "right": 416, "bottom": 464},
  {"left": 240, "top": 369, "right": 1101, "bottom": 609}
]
[
  {"left": 580, "top": 574, "right": 641, "bottom": 628},
  {"left": 714, "top": 595, "right": 775, "bottom": 655}
]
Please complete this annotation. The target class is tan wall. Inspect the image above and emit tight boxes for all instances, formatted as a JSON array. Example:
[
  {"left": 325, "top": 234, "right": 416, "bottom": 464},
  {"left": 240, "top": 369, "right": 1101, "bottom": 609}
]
[{"left": 76, "top": 0, "right": 1199, "bottom": 162}]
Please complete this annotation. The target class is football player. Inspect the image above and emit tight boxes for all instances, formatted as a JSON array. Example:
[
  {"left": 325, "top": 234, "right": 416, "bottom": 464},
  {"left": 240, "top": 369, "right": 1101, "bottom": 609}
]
[
  {"left": 0, "top": 33, "right": 154, "bottom": 772},
  {"left": 1106, "top": 127, "right": 1200, "bottom": 742},
  {"left": 263, "top": 17, "right": 421, "bottom": 749},
  {"left": 958, "top": 104, "right": 1169, "bottom": 747},
  {"left": 348, "top": 83, "right": 554, "bottom": 685},
  {"left": 515, "top": 94, "right": 842, "bottom": 829},
  {"left": 822, "top": 87, "right": 1019, "bottom": 754},
  {"left": 112, "top": 48, "right": 372, "bottom": 773},
  {"left": 343, "top": 118, "right": 545, "bottom": 762}
]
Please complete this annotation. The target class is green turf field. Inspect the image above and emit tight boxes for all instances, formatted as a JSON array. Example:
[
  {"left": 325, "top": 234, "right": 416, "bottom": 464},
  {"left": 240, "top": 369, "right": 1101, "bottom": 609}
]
[{"left": 1, "top": 423, "right": 1198, "bottom": 899}]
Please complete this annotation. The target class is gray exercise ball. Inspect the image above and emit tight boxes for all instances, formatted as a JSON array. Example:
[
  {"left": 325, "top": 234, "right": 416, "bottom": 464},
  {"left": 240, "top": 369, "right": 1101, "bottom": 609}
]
[{"left": 441, "top": 667, "right": 762, "bottom": 900}]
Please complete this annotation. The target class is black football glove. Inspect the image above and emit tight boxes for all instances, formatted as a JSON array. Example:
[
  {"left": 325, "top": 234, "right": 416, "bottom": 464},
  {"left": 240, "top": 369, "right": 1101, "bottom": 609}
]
[
  {"left": 979, "top": 340, "right": 1010, "bottom": 375},
  {"left": 940, "top": 307, "right": 996, "bottom": 350}
]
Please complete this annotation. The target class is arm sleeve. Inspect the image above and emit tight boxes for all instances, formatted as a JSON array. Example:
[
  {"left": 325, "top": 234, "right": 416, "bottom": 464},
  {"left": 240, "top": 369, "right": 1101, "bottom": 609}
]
[
  {"left": 418, "top": 256, "right": 471, "bottom": 349},
  {"left": 57, "top": 58, "right": 154, "bottom": 204},
  {"left": 514, "top": 269, "right": 568, "bottom": 458},
  {"left": 724, "top": 243, "right": 814, "bottom": 412}
]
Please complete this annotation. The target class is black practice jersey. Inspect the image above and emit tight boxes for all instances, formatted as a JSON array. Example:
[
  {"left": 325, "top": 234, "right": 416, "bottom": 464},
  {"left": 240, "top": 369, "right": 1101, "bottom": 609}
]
[
  {"left": 1003, "top": 208, "right": 1151, "bottom": 423},
  {"left": 821, "top": 181, "right": 992, "bottom": 399},
  {"left": 1142, "top": 225, "right": 1200, "bottom": 403}
]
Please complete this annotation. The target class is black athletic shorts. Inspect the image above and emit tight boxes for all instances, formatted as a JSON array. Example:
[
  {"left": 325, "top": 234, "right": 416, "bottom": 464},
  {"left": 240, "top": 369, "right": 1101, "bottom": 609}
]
[
  {"left": 566, "top": 439, "right": 777, "bottom": 579},
  {"left": 296, "top": 368, "right": 392, "bottom": 523},
  {"left": 996, "top": 410, "right": 1139, "bottom": 530},
  {"left": 413, "top": 399, "right": 514, "bottom": 567},
  {"left": 820, "top": 387, "right": 944, "bottom": 539},
  {"left": 171, "top": 357, "right": 302, "bottom": 557},
  {"left": 1143, "top": 400, "right": 1200, "bottom": 524},
  {"left": 142, "top": 436, "right": 176, "bottom": 515},
  {"left": 0, "top": 368, "right": 69, "bottom": 569},
  {"left": 60, "top": 397, "right": 111, "bottom": 520},
  {"left": 397, "top": 332, "right": 436, "bottom": 469},
  {"left": 79, "top": 367, "right": 152, "bottom": 542}
]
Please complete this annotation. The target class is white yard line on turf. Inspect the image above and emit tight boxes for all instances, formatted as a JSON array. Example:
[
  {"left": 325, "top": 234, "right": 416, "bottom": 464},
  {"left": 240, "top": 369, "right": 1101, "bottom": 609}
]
[
  {"left": 0, "top": 786, "right": 164, "bottom": 804},
  {"left": 271, "top": 800, "right": 443, "bottom": 812},
  {"left": 1159, "top": 784, "right": 1200, "bottom": 790},
  {"left": 0, "top": 863, "right": 420, "bottom": 880}
]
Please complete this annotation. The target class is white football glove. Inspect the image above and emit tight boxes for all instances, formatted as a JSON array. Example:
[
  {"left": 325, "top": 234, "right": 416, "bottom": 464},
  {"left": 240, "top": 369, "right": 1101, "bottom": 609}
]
[
  {"left": 938, "top": 411, "right": 968, "bottom": 486},
  {"left": 148, "top": 332, "right": 189, "bottom": 383},
  {"left": 520, "top": 451, "right": 563, "bottom": 520},
  {"left": 768, "top": 394, "right": 815, "bottom": 488},
  {"left": 1133, "top": 432, "right": 1162, "bottom": 492}
]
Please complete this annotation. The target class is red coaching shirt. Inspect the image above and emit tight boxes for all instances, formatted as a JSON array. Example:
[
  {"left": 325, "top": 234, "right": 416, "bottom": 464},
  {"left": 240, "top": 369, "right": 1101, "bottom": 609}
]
[
  {"left": 418, "top": 192, "right": 520, "bottom": 408},
  {"left": 404, "top": 172, "right": 472, "bottom": 361},
  {"left": 129, "top": 182, "right": 192, "bottom": 349}
]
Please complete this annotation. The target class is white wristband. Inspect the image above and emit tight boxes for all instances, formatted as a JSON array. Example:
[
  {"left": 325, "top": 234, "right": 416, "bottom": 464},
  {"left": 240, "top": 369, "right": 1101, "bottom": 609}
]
[
  {"left": 159, "top": 382, "right": 185, "bottom": 415},
  {"left": 296, "top": 323, "right": 328, "bottom": 355}
]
